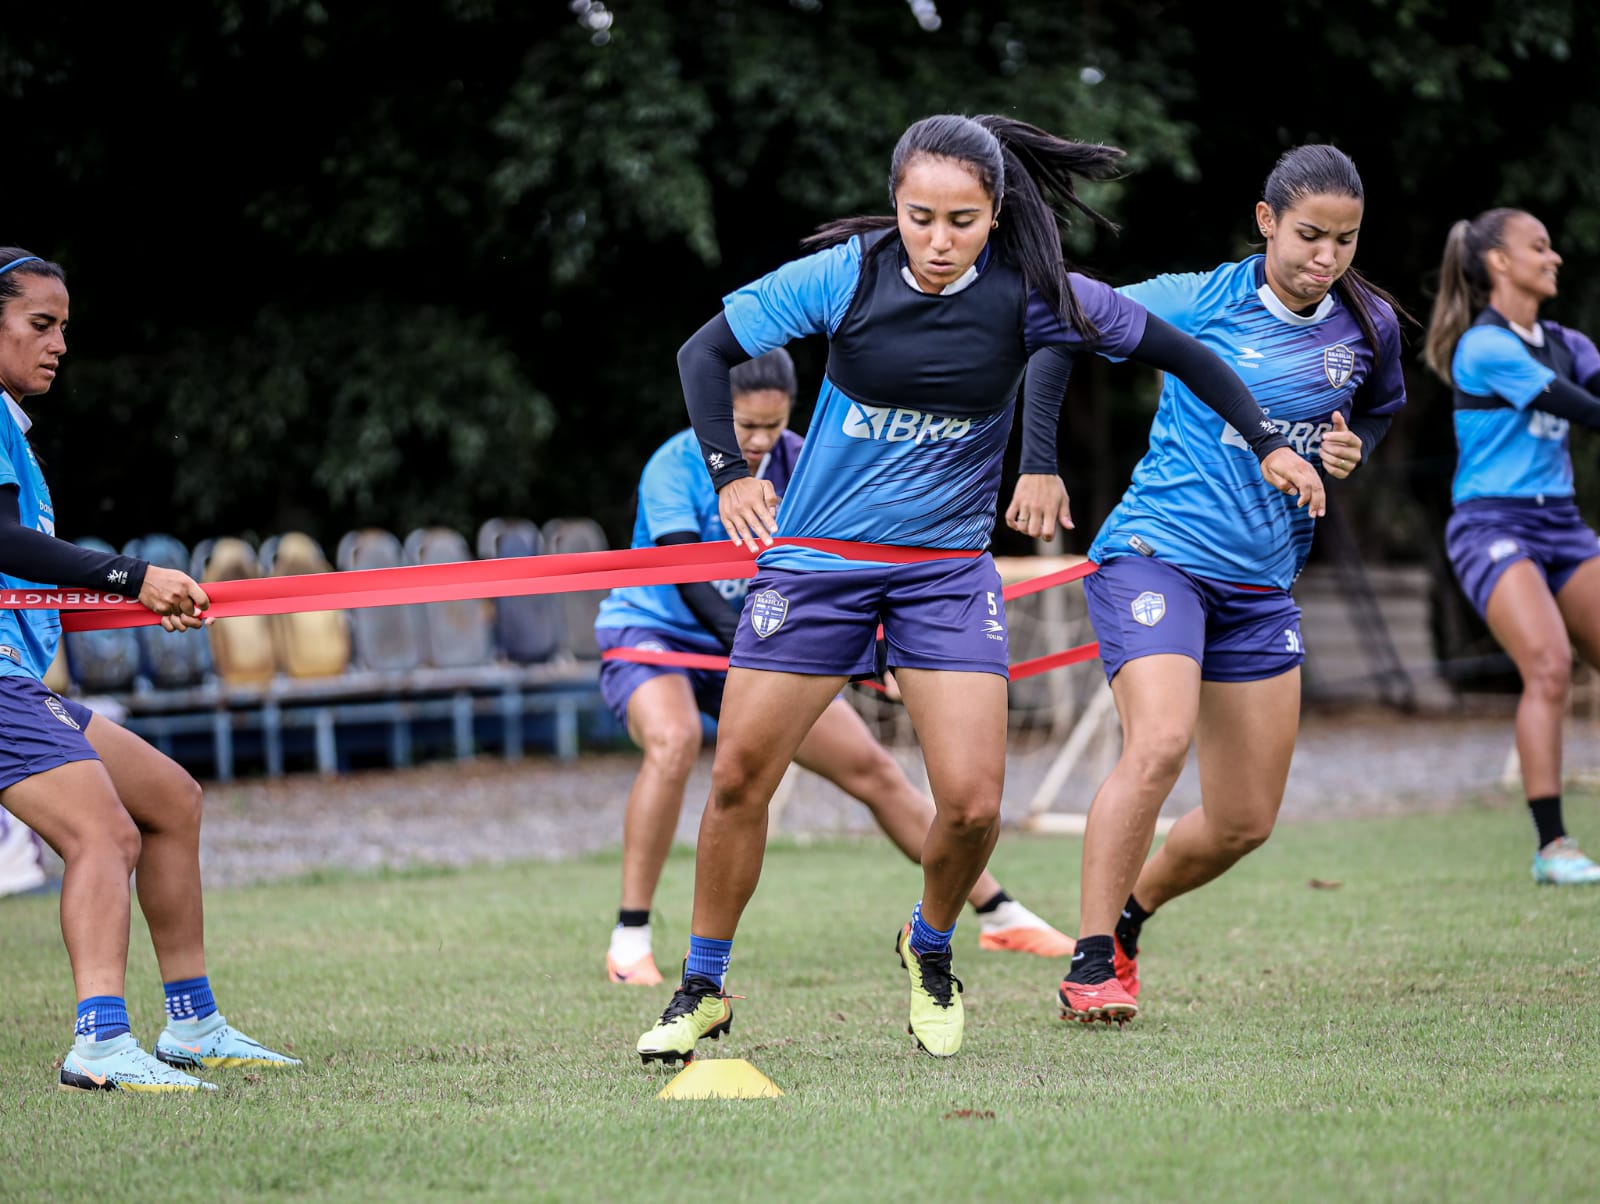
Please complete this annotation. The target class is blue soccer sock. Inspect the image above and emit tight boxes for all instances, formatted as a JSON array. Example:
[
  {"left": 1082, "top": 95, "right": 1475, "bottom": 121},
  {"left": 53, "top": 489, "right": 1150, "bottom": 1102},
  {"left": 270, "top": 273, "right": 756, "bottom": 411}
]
[
  {"left": 909, "top": 901, "right": 955, "bottom": 957},
  {"left": 684, "top": 936, "right": 733, "bottom": 989},
  {"left": 163, "top": 975, "right": 218, "bottom": 1023},
  {"left": 75, "top": 996, "right": 131, "bottom": 1042}
]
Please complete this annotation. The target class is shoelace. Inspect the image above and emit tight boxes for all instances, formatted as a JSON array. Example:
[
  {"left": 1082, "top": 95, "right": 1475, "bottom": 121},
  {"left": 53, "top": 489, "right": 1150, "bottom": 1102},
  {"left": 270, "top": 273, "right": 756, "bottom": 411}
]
[
  {"left": 657, "top": 980, "right": 742, "bottom": 1023},
  {"left": 917, "top": 951, "right": 964, "bottom": 1009}
]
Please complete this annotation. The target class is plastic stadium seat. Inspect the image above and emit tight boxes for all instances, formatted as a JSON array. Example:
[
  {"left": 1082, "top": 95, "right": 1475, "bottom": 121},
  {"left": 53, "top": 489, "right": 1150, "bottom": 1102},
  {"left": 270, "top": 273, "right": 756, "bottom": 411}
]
[
  {"left": 540, "top": 517, "right": 609, "bottom": 660},
  {"left": 61, "top": 538, "right": 143, "bottom": 693},
  {"left": 336, "top": 528, "right": 425, "bottom": 672},
  {"left": 123, "top": 533, "right": 212, "bottom": 689},
  {"left": 402, "top": 526, "right": 494, "bottom": 669},
  {"left": 476, "top": 517, "right": 560, "bottom": 665},
  {"left": 193, "top": 536, "right": 277, "bottom": 687},
  {"left": 260, "top": 532, "right": 352, "bottom": 679}
]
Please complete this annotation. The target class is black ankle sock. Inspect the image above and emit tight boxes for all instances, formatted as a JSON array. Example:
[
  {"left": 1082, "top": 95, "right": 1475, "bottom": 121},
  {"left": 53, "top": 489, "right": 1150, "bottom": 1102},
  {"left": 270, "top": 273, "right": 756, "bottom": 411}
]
[
  {"left": 1066, "top": 934, "right": 1115, "bottom": 985},
  {"left": 1529, "top": 796, "right": 1566, "bottom": 850},
  {"left": 618, "top": 909, "right": 651, "bottom": 928},
  {"left": 973, "top": 889, "right": 1012, "bottom": 914},
  {"left": 1115, "top": 894, "right": 1151, "bottom": 958}
]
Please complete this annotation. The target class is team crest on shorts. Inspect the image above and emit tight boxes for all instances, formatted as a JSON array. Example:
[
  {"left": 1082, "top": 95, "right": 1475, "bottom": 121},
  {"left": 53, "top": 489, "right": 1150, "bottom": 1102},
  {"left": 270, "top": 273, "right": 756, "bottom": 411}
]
[
  {"left": 1131, "top": 591, "right": 1166, "bottom": 627},
  {"left": 636, "top": 639, "right": 667, "bottom": 653},
  {"left": 45, "top": 696, "right": 81, "bottom": 731},
  {"left": 749, "top": 589, "right": 789, "bottom": 638},
  {"left": 1323, "top": 344, "right": 1355, "bottom": 389},
  {"left": 1489, "top": 538, "right": 1520, "bottom": 563}
]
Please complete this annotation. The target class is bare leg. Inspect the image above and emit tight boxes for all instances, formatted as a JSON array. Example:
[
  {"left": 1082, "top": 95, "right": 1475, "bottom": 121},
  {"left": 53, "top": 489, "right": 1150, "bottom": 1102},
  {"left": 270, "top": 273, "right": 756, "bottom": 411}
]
[
  {"left": 890, "top": 668, "right": 1009, "bottom": 930},
  {"left": 1078, "top": 655, "right": 1200, "bottom": 938},
  {"left": 1132, "top": 670, "right": 1300, "bottom": 910},
  {"left": 2, "top": 760, "right": 141, "bottom": 1001},
  {"left": 1555, "top": 558, "right": 1600, "bottom": 695},
  {"left": 691, "top": 668, "right": 846, "bottom": 939},
  {"left": 619, "top": 674, "right": 705, "bottom": 913},
  {"left": 792, "top": 697, "right": 1005, "bottom": 907},
  {"left": 1486, "top": 561, "right": 1572, "bottom": 800},
  {"left": 88, "top": 715, "right": 207, "bottom": 984}
]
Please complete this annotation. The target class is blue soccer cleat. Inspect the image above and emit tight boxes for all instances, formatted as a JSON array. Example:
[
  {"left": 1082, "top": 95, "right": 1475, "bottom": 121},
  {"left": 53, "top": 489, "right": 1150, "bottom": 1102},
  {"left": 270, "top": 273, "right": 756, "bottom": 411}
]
[
  {"left": 1532, "top": 837, "right": 1600, "bottom": 886},
  {"left": 155, "top": 1013, "right": 302, "bottom": 1070},
  {"left": 59, "top": 1033, "right": 216, "bottom": 1093}
]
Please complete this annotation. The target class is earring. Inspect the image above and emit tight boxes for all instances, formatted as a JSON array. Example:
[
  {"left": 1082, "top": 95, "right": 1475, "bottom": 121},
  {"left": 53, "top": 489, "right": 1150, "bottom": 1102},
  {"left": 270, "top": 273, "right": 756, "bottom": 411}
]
[{"left": 991, "top": 219, "right": 999, "bottom": 229}]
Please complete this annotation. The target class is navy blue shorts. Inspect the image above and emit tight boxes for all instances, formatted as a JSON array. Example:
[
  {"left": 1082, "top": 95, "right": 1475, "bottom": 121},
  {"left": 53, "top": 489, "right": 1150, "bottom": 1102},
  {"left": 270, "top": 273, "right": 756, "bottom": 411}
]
[
  {"left": 595, "top": 626, "right": 730, "bottom": 725},
  {"left": 1085, "top": 556, "right": 1304, "bottom": 684},
  {"left": 1445, "top": 496, "right": 1600, "bottom": 618},
  {"left": 728, "top": 554, "right": 1009, "bottom": 678},
  {"left": 0, "top": 676, "right": 99, "bottom": 793}
]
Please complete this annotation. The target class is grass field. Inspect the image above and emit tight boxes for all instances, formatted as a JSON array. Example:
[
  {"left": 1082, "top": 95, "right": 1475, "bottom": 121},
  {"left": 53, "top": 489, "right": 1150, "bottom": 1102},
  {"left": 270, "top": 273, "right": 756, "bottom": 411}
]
[{"left": 3, "top": 792, "right": 1599, "bottom": 1203}]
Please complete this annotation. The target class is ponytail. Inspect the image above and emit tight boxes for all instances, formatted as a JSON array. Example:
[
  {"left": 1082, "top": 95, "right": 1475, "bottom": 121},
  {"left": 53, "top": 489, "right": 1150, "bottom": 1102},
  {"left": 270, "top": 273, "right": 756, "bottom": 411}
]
[{"left": 1422, "top": 210, "right": 1520, "bottom": 386}]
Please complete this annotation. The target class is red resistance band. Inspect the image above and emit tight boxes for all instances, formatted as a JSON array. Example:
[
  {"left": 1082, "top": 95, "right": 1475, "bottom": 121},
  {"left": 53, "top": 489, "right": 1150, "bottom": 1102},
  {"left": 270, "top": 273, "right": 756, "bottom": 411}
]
[
  {"left": 28, "top": 538, "right": 978, "bottom": 633},
  {"left": 601, "top": 558, "right": 1101, "bottom": 684}
]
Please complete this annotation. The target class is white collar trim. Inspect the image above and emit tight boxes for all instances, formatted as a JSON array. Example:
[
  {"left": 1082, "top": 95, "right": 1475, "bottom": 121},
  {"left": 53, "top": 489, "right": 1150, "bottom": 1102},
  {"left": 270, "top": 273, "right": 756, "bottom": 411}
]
[
  {"left": 1256, "top": 281, "right": 1334, "bottom": 327},
  {"left": 901, "top": 261, "right": 980, "bottom": 296},
  {"left": 1509, "top": 319, "right": 1545, "bottom": 347},
  {"left": 2, "top": 391, "right": 30, "bottom": 435}
]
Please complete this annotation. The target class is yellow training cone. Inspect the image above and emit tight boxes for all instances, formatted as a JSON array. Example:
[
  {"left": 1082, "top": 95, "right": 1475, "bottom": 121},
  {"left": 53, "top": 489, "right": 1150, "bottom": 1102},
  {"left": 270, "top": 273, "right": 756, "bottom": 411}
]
[{"left": 657, "top": 1058, "right": 783, "bottom": 1100}]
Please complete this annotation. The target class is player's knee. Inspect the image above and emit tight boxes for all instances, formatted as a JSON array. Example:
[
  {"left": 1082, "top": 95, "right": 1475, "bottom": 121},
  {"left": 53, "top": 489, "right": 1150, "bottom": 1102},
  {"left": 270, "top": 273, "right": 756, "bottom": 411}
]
[
  {"left": 847, "top": 747, "right": 913, "bottom": 802},
  {"left": 708, "top": 746, "right": 776, "bottom": 811},
  {"left": 1213, "top": 814, "right": 1274, "bottom": 857},
  {"left": 61, "top": 808, "right": 142, "bottom": 874},
  {"left": 638, "top": 721, "right": 703, "bottom": 779},
  {"left": 1121, "top": 729, "right": 1190, "bottom": 788},
  {"left": 938, "top": 789, "right": 1002, "bottom": 835},
  {"left": 1520, "top": 644, "right": 1574, "bottom": 703}
]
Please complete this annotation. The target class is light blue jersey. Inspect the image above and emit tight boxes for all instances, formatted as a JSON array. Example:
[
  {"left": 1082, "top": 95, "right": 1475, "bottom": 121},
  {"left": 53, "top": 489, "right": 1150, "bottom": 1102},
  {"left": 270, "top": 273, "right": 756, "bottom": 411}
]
[
  {"left": 722, "top": 236, "right": 1146, "bottom": 572},
  {"left": 1089, "top": 257, "right": 1406, "bottom": 588},
  {"left": 0, "top": 393, "right": 62, "bottom": 680},
  {"left": 595, "top": 428, "right": 803, "bottom": 644},
  {"left": 1449, "top": 314, "right": 1600, "bottom": 503}
]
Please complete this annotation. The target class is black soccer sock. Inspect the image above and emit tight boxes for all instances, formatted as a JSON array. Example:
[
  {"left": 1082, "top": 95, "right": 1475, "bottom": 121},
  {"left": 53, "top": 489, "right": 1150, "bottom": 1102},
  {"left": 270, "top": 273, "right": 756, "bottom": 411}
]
[
  {"left": 617, "top": 908, "right": 651, "bottom": 928},
  {"left": 1066, "top": 934, "right": 1115, "bottom": 985},
  {"left": 1114, "top": 894, "right": 1152, "bottom": 959},
  {"left": 973, "top": 889, "right": 1012, "bottom": 914},
  {"left": 1529, "top": 796, "right": 1566, "bottom": 851}
]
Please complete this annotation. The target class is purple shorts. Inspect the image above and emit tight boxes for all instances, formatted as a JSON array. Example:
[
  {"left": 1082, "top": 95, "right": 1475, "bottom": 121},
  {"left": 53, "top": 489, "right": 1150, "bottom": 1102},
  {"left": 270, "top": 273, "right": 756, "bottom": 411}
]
[
  {"left": 729, "top": 554, "right": 1009, "bottom": 678},
  {"left": 0, "top": 676, "right": 99, "bottom": 793},
  {"left": 1445, "top": 497, "right": 1600, "bottom": 618},
  {"left": 1085, "top": 556, "right": 1304, "bottom": 684},
  {"left": 595, "top": 626, "right": 729, "bottom": 725}
]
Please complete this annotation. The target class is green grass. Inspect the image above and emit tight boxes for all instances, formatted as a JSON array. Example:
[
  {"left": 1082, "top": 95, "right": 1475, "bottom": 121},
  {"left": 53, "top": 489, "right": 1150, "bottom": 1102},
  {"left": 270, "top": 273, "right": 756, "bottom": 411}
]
[{"left": 3, "top": 793, "right": 1599, "bottom": 1203}]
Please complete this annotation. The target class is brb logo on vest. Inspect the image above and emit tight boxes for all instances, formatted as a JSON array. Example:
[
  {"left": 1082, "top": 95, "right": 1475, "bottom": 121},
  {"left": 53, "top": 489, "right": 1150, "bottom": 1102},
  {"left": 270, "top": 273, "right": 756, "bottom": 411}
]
[{"left": 843, "top": 401, "right": 972, "bottom": 445}]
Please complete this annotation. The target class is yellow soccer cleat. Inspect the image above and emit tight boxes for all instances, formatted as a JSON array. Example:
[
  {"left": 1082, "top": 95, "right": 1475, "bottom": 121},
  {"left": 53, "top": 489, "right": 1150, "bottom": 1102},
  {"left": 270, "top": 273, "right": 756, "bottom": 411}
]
[
  {"left": 636, "top": 975, "right": 734, "bottom": 1066},
  {"left": 895, "top": 924, "right": 964, "bottom": 1058}
]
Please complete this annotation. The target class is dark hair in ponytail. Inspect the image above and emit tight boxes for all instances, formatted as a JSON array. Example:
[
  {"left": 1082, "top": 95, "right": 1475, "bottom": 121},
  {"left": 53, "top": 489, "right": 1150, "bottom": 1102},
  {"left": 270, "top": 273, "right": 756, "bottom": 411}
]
[
  {"left": 1421, "top": 208, "right": 1523, "bottom": 386},
  {"left": 802, "top": 114, "right": 1124, "bottom": 338},
  {"left": 1260, "top": 145, "right": 1415, "bottom": 358}
]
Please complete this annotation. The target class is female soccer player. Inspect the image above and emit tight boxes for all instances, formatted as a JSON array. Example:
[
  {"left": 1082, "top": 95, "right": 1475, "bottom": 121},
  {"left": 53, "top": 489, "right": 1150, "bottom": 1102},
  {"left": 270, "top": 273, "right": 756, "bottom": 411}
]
[
  {"left": 0, "top": 249, "right": 300, "bottom": 1090},
  {"left": 1017, "top": 145, "right": 1409, "bottom": 1024},
  {"left": 1423, "top": 209, "right": 1600, "bottom": 886},
  {"left": 635, "top": 115, "right": 1324, "bottom": 1062},
  {"left": 598, "top": 349, "right": 1073, "bottom": 988}
]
